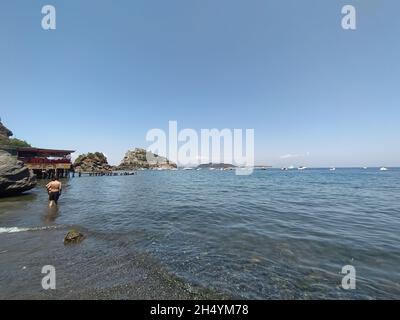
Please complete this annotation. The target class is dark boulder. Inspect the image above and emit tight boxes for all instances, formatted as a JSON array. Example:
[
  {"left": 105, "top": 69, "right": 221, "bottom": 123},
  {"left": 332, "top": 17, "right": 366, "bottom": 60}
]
[
  {"left": 0, "top": 150, "right": 37, "bottom": 196},
  {"left": 64, "top": 230, "right": 85, "bottom": 244}
]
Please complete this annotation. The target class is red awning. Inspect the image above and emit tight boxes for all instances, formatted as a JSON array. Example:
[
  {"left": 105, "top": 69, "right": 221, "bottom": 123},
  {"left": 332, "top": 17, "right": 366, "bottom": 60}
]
[{"left": 16, "top": 147, "right": 75, "bottom": 157}]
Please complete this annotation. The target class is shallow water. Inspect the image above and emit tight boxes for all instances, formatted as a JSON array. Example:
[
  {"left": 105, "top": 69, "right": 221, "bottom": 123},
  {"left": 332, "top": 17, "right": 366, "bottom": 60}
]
[{"left": 1, "top": 168, "right": 400, "bottom": 299}]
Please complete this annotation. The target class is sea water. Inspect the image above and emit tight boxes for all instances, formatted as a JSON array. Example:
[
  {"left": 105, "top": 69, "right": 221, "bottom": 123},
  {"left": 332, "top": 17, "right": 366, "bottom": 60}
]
[{"left": 0, "top": 168, "right": 399, "bottom": 299}]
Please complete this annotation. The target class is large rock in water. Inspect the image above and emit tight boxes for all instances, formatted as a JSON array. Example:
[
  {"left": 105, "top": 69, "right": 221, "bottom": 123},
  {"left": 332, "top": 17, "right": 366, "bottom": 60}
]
[
  {"left": 73, "top": 152, "right": 113, "bottom": 172},
  {"left": 0, "top": 150, "right": 37, "bottom": 196},
  {"left": 64, "top": 230, "right": 85, "bottom": 244},
  {"left": 117, "top": 148, "right": 177, "bottom": 170}
]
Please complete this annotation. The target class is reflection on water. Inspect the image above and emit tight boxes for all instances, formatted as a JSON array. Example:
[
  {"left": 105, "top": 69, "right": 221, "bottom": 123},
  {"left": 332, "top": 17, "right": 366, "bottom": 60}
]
[
  {"left": 0, "top": 192, "right": 37, "bottom": 206},
  {"left": 43, "top": 206, "right": 59, "bottom": 224},
  {"left": 1, "top": 168, "right": 400, "bottom": 299}
]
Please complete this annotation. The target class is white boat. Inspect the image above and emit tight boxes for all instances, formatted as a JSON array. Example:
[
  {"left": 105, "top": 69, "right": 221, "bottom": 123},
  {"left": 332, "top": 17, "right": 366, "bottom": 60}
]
[
  {"left": 330, "top": 167, "right": 336, "bottom": 171},
  {"left": 182, "top": 167, "right": 193, "bottom": 170},
  {"left": 363, "top": 167, "right": 368, "bottom": 169},
  {"left": 281, "top": 167, "right": 288, "bottom": 171},
  {"left": 298, "top": 166, "right": 307, "bottom": 170},
  {"left": 380, "top": 167, "right": 388, "bottom": 171},
  {"left": 288, "top": 165, "right": 295, "bottom": 170}
]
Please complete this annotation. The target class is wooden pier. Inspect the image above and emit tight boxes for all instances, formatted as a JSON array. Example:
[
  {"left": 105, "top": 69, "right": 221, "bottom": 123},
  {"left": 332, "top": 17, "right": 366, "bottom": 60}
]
[{"left": 75, "top": 171, "right": 136, "bottom": 177}]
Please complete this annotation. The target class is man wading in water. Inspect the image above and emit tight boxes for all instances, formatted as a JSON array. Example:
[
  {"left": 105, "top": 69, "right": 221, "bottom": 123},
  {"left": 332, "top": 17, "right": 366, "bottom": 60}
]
[{"left": 46, "top": 177, "right": 62, "bottom": 207}]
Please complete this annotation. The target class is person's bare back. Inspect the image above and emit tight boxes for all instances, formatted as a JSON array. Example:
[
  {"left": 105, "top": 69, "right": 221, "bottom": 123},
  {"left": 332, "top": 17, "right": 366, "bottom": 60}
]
[{"left": 46, "top": 180, "right": 62, "bottom": 193}]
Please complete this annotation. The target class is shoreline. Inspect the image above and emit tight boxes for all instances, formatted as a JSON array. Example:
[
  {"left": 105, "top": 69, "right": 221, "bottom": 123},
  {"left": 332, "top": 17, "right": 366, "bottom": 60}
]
[{"left": 0, "top": 225, "right": 229, "bottom": 300}]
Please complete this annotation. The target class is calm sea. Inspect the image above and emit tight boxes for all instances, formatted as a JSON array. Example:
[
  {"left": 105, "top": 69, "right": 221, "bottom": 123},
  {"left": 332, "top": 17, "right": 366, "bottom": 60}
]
[{"left": 1, "top": 168, "right": 399, "bottom": 299}]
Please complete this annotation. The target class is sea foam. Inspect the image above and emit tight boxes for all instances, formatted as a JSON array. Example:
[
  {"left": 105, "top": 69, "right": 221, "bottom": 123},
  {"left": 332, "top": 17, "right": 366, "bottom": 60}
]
[{"left": 0, "top": 226, "right": 59, "bottom": 234}]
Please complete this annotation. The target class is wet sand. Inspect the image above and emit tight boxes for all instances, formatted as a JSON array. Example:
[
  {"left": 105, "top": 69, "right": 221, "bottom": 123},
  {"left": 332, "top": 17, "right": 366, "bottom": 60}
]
[{"left": 0, "top": 227, "right": 227, "bottom": 300}]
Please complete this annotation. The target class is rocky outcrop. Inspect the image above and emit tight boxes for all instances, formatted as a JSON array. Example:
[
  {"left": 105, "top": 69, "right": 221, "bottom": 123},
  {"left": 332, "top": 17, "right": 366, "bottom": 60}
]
[
  {"left": 118, "top": 148, "right": 177, "bottom": 170},
  {"left": 73, "top": 152, "right": 113, "bottom": 172},
  {"left": 0, "top": 150, "right": 37, "bottom": 196},
  {"left": 0, "top": 120, "right": 13, "bottom": 139},
  {"left": 0, "top": 120, "right": 13, "bottom": 146},
  {"left": 0, "top": 120, "right": 30, "bottom": 147},
  {"left": 64, "top": 230, "right": 85, "bottom": 244}
]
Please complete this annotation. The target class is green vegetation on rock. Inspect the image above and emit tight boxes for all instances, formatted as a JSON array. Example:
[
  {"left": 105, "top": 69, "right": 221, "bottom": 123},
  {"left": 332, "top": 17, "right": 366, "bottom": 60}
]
[
  {"left": 0, "top": 120, "right": 31, "bottom": 148},
  {"left": 6, "top": 138, "right": 31, "bottom": 148}
]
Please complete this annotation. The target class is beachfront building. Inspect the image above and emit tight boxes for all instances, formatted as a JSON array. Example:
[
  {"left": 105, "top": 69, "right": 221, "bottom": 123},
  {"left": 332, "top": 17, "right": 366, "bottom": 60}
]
[{"left": 13, "top": 147, "right": 75, "bottom": 179}]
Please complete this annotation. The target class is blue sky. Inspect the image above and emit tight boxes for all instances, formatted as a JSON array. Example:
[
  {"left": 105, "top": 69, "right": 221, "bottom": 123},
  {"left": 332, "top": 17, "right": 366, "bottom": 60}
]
[{"left": 1, "top": 0, "right": 399, "bottom": 166}]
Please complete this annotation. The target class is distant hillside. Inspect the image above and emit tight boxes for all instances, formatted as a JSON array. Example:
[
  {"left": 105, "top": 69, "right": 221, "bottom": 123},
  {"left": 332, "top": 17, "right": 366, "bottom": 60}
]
[{"left": 196, "top": 163, "right": 236, "bottom": 169}]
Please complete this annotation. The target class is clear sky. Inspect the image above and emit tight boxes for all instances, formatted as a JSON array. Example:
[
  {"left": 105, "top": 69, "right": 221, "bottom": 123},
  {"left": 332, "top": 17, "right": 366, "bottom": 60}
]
[{"left": 1, "top": 0, "right": 399, "bottom": 167}]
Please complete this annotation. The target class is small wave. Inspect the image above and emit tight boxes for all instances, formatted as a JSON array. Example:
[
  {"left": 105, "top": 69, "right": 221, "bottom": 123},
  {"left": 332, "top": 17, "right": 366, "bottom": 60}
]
[{"left": 0, "top": 226, "right": 61, "bottom": 234}]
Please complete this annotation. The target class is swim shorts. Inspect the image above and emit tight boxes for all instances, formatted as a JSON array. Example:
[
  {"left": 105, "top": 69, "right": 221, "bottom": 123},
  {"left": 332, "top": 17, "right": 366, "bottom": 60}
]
[{"left": 49, "top": 192, "right": 60, "bottom": 204}]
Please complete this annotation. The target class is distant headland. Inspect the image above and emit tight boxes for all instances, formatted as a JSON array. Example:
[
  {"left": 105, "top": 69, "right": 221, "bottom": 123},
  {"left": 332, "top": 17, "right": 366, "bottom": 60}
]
[{"left": 196, "top": 163, "right": 236, "bottom": 170}]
